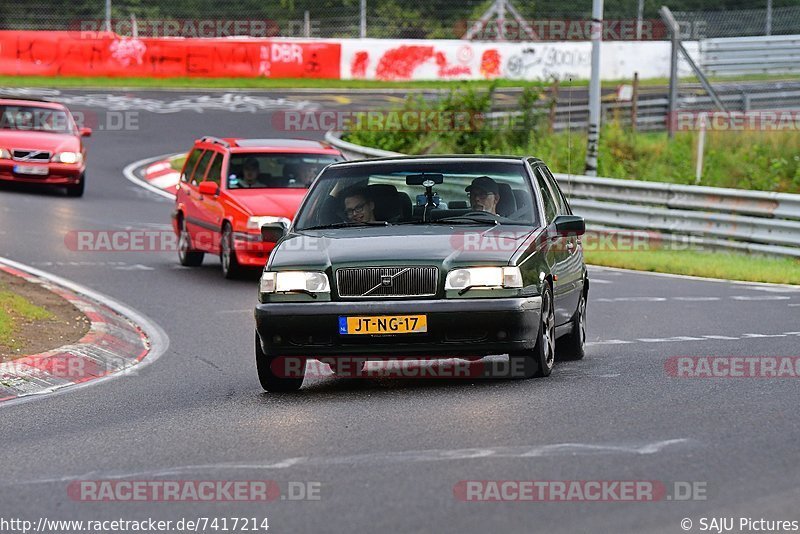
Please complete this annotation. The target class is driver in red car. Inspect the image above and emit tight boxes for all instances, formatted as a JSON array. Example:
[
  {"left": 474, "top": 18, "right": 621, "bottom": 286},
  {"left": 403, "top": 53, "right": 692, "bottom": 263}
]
[{"left": 238, "top": 157, "right": 263, "bottom": 188}]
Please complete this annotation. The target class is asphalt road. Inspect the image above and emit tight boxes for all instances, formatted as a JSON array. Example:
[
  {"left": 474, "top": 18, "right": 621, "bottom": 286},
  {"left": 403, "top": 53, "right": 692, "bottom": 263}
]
[{"left": 1, "top": 89, "right": 799, "bottom": 533}]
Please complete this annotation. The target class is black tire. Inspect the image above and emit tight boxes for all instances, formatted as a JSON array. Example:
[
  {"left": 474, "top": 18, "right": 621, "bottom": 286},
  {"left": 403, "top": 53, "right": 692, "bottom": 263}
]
[
  {"left": 65, "top": 174, "right": 85, "bottom": 197},
  {"left": 557, "top": 289, "right": 587, "bottom": 361},
  {"left": 178, "top": 217, "right": 204, "bottom": 267},
  {"left": 255, "top": 332, "right": 304, "bottom": 392},
  {"left": 221, "top": 223, "right": 244, "bottom": 279},
  {"left": 509, "top": 283, "right": 555, "bottom": 378}
]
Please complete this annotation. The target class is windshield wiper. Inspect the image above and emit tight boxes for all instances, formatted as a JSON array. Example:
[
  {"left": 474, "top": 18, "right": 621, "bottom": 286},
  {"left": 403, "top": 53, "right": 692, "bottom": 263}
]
[
  {"left": 302, "top": 221, "right": 390, "bottom": 230},
  {"left": 429, "top": 215, "right": 500, "bottom": 225}
]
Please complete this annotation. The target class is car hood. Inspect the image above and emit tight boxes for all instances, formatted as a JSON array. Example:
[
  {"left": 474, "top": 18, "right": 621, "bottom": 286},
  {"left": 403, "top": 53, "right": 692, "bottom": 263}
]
[
  {"left": 0, "top": 130, "right": 79, "bottom": 152},
  {"left": 226, "top": 188, "right": 307, "bottom": 217},
  {"left": 269, "top": 225, "right": 538, "bottom": 271}
]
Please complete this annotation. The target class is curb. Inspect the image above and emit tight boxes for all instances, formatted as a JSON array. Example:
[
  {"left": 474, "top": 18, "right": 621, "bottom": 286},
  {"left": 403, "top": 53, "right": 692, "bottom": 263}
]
[
  {"left": 122, "top": 153, "right": 180, "bottom": 200},
  {"left": 142, "top": 154, "right": 183, "bottom": 193},
  {"left": 0, "top": 258, "right": 168, "bottom": 406}
]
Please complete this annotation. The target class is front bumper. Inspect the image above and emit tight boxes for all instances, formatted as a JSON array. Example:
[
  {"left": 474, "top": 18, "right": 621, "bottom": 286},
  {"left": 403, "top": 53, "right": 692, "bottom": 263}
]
[
  {"left": 255, "top": 296, "right": 542, "bottom": 358},
  {"left": 0, "top": 161, "right": 83, "bottom": 185},
  {"left": 233, "top": 231, "right": 276, "bottom": 267}
]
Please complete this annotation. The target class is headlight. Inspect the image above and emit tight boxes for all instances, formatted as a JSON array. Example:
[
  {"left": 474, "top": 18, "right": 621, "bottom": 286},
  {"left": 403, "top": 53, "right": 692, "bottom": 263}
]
[
  {"left": 445, "top": 266, "right": 523, "bottom": 292},
  {"left": 247, "top": 216, "right": 290, "bottom": 230},
  {"left": 52, "top": 152, "right": 82, "bottom": 164},
  {"left": 260, "top": 271, "right": 330, "bottom": 295},
  {"left": 0, "top": 148, "right": 10, "bottom": 159}
]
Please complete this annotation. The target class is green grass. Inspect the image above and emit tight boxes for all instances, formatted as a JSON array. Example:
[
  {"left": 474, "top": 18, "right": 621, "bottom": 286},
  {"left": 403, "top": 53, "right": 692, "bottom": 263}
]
[
  {"left": 510, "top": 123, "right": 800, "bottom": 193},
  {"left": 0, "top": 73, "right": 797, "bottom": 90},
  {"left": 0, "top": 75, "right": 541, "bottom": 90},
  {"left": 0, "top": 289, "right": 53, "bottom": 349},
  {"left": 169, "top": 154, "right": 186, "bottom": 172},
  {"left": 585, "top": 249, "right": 800, "bottom": 285}
]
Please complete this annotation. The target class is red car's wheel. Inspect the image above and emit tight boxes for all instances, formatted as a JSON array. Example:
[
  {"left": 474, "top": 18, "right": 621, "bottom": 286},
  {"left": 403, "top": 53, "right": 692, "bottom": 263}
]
[
  {"left": 65, "top": 174, "right": 85, "bottom": 197},
  {"left": 221, "top": 223, "right": 245, "bottom": 279},
  {"left": 178, "top": 217, "right": 204, "bottom": 267}
]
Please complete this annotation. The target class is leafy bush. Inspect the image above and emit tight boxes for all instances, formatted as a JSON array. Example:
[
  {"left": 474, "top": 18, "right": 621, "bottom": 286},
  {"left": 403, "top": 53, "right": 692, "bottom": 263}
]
[{"left": 346, "top": 86, "right": 800, "bottom": 193}]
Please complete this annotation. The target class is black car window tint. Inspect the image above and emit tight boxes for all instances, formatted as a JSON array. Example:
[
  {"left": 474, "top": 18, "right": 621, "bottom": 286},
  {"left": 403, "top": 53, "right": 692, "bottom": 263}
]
[
  {"left": 534, "top": 167, "right": 558, "bottom": 224},
  {"left": 181, "top": 149, "right": 202, "bottom": 183},
  {"left": 542, "top": 167, "right": 572, "bottom": 215}
]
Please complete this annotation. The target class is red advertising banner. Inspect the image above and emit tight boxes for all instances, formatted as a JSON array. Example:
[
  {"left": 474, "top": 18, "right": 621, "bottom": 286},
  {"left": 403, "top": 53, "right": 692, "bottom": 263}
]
[{"left": 0, "top": 31, "right": 341, "bottom": 79}]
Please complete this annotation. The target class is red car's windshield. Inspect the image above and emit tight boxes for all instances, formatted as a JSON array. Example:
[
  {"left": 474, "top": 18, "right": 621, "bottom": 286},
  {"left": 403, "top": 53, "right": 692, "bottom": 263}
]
[
  {"left": 0, "top": 105, "right": 73, "bottom": 133},
  {"left": 227, "top": 153, "right": 341, "bottom": 190}
]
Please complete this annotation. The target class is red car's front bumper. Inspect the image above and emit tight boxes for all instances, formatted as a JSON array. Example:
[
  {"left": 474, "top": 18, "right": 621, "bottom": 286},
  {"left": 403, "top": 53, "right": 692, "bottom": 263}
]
[
  {"left": 233, "top": 232, "right": 277, "bottom": 267},
  {"left": 0, "top": 161, "right": 83, "bottom": 185}
]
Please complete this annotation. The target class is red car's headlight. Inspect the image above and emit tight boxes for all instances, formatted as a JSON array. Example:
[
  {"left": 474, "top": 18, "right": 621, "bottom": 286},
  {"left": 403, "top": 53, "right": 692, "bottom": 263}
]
[{"left": 51, "top": 152, "right": 83, "bottom": 164}]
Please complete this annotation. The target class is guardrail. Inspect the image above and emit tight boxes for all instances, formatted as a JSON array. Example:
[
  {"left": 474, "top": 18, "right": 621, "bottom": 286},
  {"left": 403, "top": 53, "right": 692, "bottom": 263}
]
[
  {"left": 700, "top": 35, "right": 800, "bottom": 76},
  {"left": 325, "top": 130, "right": 800, "bottom": 258},
  {"left": 488, "top": 82, "right": 800, "bottom": 132}
]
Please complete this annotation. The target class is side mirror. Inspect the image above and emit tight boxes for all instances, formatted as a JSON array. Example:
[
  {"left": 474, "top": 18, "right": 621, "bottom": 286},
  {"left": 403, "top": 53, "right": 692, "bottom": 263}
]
[
  {"left": 198, "top": 181, "right": 219, "bottom": 196},
  {"left": 261, "top": 222, "right": 288, "bottom": 243},
  {"left": 552, "top": 214, "right": 585, "bottom": 237},
  {"left": 79, "top": 127, "right": 92, "bottom": 137}
]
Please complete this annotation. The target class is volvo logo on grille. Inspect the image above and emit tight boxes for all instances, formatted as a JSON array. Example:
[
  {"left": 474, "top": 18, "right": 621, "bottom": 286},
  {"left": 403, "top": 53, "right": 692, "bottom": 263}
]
[
  {"left": 380, "top": 275, "right": 393, "bottom": 287},
  {"left": 13, "top": 149, "right": 50, "bottom": 162}
]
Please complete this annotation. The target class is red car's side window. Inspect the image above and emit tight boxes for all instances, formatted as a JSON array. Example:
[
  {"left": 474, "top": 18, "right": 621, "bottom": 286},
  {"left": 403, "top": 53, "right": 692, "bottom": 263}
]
[{"left": 181, "top": 149, "right": 203, "bottom": 184}]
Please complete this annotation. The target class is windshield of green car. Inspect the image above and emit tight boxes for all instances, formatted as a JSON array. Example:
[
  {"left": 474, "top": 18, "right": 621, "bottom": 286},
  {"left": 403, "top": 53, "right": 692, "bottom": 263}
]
[{"left": 293, "top": 160, "right": 539, "bottom": 230}]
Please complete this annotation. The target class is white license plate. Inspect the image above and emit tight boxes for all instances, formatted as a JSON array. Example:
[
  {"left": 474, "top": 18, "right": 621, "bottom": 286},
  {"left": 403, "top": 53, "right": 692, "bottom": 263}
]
[{"left": 14, "top": 165, "right": 48, "bottom": 176}]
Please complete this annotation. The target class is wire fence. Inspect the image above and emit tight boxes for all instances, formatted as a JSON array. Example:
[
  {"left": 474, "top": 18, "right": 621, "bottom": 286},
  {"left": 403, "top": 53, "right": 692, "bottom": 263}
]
[{"left": 2, "top": 1, "right": 799, "bottom": 39}]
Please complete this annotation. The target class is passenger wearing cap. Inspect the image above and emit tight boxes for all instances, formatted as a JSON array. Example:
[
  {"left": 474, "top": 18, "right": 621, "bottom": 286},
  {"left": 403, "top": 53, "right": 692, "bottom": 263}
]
[
  {"left": 466, "top": 176, "right": 501, "bottom": 215},
  {"left": 239, "top": 157, "right": 262, "bottom": 188}
]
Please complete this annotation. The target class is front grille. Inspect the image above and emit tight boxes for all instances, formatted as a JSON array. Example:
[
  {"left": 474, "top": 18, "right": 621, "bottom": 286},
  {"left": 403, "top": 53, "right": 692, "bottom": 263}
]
[
  {"left": 12, "top": 149, "right": 51, "bottom": 162},
  {"left": 336, "top": 266, "right": 439, "bottom": 298}
]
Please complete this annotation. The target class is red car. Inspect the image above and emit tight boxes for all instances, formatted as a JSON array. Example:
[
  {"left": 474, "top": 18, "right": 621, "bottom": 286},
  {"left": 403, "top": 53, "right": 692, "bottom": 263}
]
[
  {"left": 172, "top": 137, "right": 343, "bottom": 278},
  {"left": 0, "top": 98, "right": 91, "bottom": 197}
]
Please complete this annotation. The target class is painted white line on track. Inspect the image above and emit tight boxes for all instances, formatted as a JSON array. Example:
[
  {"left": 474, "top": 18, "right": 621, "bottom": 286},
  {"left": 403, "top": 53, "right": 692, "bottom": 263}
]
[
  {"left": 122, "top": 153, "right": 180, "bottom": 200},
  {"left": 743, "top": 286, "right": 800, "bottom": 293},
  {"left": 0, "top": 256, "right": 170, "bottom": 409},
  {"left": 589, "top": 330, "right": 800, "bottom": 348},
  {"left": 9, "top": 439, "right": 695, "bottom": 484},
  {"left": 588, "top": 265, "right": 800, "bottom": 289},
  {"left": 595, "top": 295, "right": 791, "bottom": 303},
  {"left": 596, "top": 297, "right": 668, "bottom": 302},
  {"left": 730, "top": 295, "right": 791, "bottom": 301}
]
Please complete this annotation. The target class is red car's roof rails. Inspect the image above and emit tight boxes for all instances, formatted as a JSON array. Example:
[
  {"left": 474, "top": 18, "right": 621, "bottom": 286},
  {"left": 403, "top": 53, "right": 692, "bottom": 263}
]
[{"left": 199, "top": 136, "right": 230, "bottom": 148}]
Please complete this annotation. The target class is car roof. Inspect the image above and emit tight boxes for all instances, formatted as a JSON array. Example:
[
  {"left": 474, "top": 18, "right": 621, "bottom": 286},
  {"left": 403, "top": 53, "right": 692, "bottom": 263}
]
[
  {"left": 0, "top": 98, "right": 67, "bottom": 110},
  {"left": 328, "top": 154, "right": 543, "bottom": 167},
  {"left": 195, "top": 137, "right": 341, "bottom": 155}
]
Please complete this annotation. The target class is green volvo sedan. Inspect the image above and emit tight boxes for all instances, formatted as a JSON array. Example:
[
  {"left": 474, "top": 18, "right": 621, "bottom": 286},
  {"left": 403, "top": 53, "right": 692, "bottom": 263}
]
[{"left": 254, "top": 155, "right": 588, "bottom": 391}]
